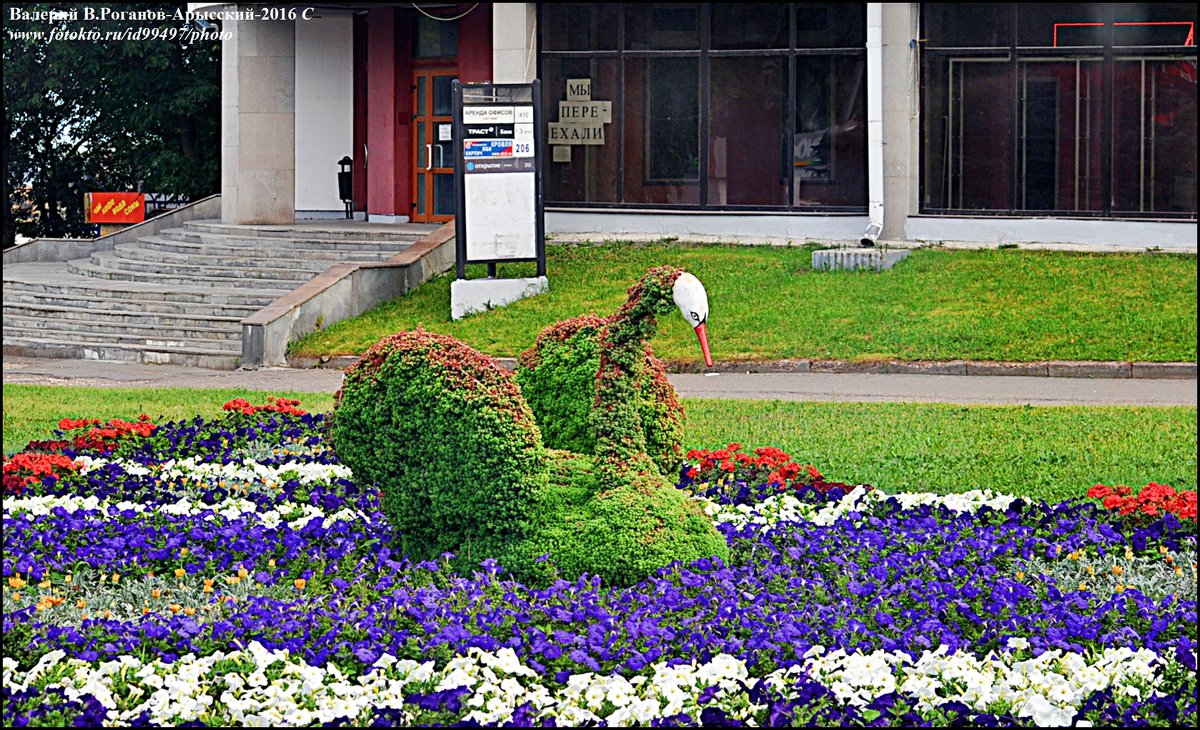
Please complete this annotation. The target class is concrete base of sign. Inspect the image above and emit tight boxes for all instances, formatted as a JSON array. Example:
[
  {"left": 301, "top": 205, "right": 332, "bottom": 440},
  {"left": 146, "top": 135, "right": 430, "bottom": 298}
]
[{"left": 451, "top": 276, "right": 548, "bottom": 320}]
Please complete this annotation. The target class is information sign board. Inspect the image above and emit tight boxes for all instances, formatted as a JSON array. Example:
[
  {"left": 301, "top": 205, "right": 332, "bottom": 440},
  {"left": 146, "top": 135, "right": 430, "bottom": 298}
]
[{"left": 452, "top": 81, "right": 545, "bottom": 278}]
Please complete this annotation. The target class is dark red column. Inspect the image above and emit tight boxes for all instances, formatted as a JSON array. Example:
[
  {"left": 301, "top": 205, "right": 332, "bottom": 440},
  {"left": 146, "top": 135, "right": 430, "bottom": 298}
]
[
  {"left": 365, "top": 8, "right": 399, "bottom": 219},
  {"left": 458, "top": 3, "right": 493, "bottom": 83}
]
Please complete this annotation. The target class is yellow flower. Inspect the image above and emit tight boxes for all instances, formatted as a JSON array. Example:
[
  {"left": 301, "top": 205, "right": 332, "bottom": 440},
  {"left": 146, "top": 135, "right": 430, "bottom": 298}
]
[
  {"left": 7, "top": 576, "right": 26, "bottom": 590},
  {"left": 1124, "top": 548, "right": 1134, "bottom": 561},
  {"left": 64, "top": 574, "right": 73, "bottom": 584},
  {"left": 77, "top": 599, "right": 87, "bottom": 609},
  {"left": 1079, "top": 582, "right": 1088, "bottom": 591},
  {"left": 111, "top": 573, "right": 120, "bottom": 583},
  {"left": 1112, "top": 565, "right": 1124, "bottom": 576},
  {"left": 294, "top": 578, "right": 307, "bottom": 591},
  {"left": 1165, "top": 555, "right": 1175, "bottom": 565},
  {"left": 180, "top": 548, "right": 189, "bottom": 557},
  {"left": 237, "top": 568, "right": 248, "bottom": 579},
  {"left": 169, "top": 604, "right": 181, "bottom": 614},
  {"left": 1068, "top": 552, "right": 1079, "bottom": 561},
  {"left": 184, "top": 607, "right": 196, "bottom": 617},
  {"left": 152, "top": 589, "right": 162, "bottom": 599},
  {"left": 1160, "top": 545, "right": 1169, "bottom": 554},
  {"left": 1086, "top": 566, "right": 1095, "bottom": 576},
  {"left": 38, "top": 580, "right": 51, "bottom": 590},
  {"left": 103, "top": 610, "right": 111, "bottom": 619},
  {"left": 1114, "top": 584, "right": 1125, "bottom": 593},
  {"left": 1016, "top": 571, "right": 1025, "bottom": 580},
  {"left": 174, "top": 568, "right": 186, "bottom": 579},
  {"left": 1176, "top": 566, "right": 1184, "bottom": 576},
  {"left": 1054, "top": 545, "right": 1062, "bottom": 556},
  {"left": 268, "top": 559, "right": 276, "bottom": 568},
  {"left": 143, "top": 607, "right": 150, "bottom": 615},
  {"left": 12, "top": 592, "right": 20, "bottom": 601}
]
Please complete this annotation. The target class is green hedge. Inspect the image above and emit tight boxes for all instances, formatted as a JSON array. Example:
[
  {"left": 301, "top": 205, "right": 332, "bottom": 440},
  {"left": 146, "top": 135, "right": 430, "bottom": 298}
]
[
  {"left": 517, "top": 315, "right": 685, "bottom": 477},
  {"left": 495, "top": 451, "right": 730, "bottom": 587},
  {"left": 330, "top": 329, "right": 547, "bottom": 563}
]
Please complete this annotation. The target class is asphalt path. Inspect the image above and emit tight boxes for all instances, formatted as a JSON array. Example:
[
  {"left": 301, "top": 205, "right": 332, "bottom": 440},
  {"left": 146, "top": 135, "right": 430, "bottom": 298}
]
[{"left": 2, "top": 356, "right": 1195, "bottom": 407}]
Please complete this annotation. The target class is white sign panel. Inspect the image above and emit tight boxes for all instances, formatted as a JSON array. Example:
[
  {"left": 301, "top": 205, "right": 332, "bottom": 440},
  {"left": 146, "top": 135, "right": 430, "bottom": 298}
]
[
  {"left": 462, "top": 106, "right": 515, "bottom": 124},
  {"left": 464, "top": 173, "right": 537, "bottom": 260}
]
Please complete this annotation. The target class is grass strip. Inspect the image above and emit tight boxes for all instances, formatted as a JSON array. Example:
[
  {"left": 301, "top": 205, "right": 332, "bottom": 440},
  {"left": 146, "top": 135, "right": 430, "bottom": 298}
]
[
  {"left": 4, "top": 385, "right": 1193, "bottom": 504},
  {"left": 290, "top": 243, "right": 1197, "bottom": 364}
]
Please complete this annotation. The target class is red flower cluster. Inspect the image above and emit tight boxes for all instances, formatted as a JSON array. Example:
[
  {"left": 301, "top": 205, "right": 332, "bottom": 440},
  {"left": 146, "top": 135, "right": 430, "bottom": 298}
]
[
  {"left": 55, "top": 415, "right": 157, "bottom": 454},
  {"left": 2, "top": 452, "right": 81, "bottom": 495},
  {"left": 222, "top": 397, "right": 308, "bottom": 417},
  {"left": 1086, "top": 482, "right": 1198, "bottom": 523},
  {"left": 686, "top": 442, "right": 823, "bottom": 490}
]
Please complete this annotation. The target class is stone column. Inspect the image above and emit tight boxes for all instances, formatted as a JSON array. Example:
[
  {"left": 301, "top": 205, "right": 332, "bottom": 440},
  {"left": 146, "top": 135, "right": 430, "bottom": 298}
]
[
  {"left": 880, "top": 3, "right": 919, "bottom": 242},
  {"left": 221, "top": 9, "right": 295, "bottom": 224},
  {"left": 492, "top": 3, "right": 536, "bottom": 83}
]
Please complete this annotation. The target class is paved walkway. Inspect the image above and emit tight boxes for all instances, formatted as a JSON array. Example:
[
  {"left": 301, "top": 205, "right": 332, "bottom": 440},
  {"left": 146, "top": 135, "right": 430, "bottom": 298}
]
[{"left": 2, "top": 356, "right": 1195, "bottom": 407}]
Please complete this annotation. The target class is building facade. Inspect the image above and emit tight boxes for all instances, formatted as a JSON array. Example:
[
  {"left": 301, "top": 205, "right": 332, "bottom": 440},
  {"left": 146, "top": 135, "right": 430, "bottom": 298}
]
[{"left": 194, "top": 2, "right": 1197, "bottom": 250}]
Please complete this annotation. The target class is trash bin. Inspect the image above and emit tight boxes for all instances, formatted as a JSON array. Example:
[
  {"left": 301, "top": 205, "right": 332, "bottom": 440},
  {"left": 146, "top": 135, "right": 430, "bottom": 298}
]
[{"left": 337, "top": 156, "right": 353, "bottom": 219}]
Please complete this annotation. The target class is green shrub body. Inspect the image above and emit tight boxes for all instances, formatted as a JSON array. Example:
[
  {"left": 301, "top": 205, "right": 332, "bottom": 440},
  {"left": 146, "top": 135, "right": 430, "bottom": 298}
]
[
  {"left": 330, "top": 329, "right": 547, "bottom": 563},
  {"left": 517, "top": 315, "right": 685, "bottom": 477},
  {"left": 330, "top": 266, "right": 725, "bottom": 587},
  {"left": 496, "top": 451, "right": 730, "bottom": 587}
]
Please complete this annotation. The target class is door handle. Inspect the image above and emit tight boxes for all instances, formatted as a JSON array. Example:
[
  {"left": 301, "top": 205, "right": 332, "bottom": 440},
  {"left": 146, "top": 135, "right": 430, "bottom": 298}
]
[
  {"left": 426, "top": 144, "right": 433, "bottom": 171},
  {"left": 363, "top": 144, "right": 368, "bottom": 169}
]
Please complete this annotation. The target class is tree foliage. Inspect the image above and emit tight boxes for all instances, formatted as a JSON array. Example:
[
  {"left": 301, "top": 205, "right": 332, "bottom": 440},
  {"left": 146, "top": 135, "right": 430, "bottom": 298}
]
[{"left": 2, "top": 3, "right": 219, "bottom": 248}]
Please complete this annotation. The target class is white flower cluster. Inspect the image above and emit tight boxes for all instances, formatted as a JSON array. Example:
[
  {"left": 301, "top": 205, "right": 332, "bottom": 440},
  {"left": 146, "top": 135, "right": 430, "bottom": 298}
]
[
  {"left": 699, "top": 487, "right": 1021, "bottom": 531},
  {"left": 74, "top": 455, "right": 353, "bottom": 486},
  {"left": 801, "top": 643, "right": 1165, "bottom": 728},
  {"left": 1, "top": 645, "right": 761, "bottom": 727},
  {"left": 4, "top": 642, "right": 1181, "bottom": 728},
  {"left": 2, "top": 494, "right": 376, "bottom": 531},
  {"left": 694, "top": 493, "right": 818, "bottom": 529}
]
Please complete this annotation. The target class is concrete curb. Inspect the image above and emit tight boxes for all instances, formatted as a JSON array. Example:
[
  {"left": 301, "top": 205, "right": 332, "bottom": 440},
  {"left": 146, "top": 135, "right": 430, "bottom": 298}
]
[{"left": 285, "top": 355, "right": 1197, "bottom": 380}]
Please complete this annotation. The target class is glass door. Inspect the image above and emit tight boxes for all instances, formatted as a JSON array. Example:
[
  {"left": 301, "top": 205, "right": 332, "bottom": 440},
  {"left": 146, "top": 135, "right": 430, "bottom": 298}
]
[{"left": 412, "top": 68, "right": 457, "bottom": 223}]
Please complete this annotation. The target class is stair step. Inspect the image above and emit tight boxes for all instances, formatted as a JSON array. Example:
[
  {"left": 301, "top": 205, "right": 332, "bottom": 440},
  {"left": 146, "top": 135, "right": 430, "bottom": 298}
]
[
  {"left": 2, "top": 336, "right": 241, "bottom": 368},
  {"left": 84, "top": 252, "right": 319, "bottom": 283},
  {"left": 134, "top": 236, "right": 404, "bottom": 263},
  {"left": 157, "top": 228, "right": 417, "bottom": 252},
  {"left": 3, "top": 286, "right": 271, "bottom": 313},
  {"left": 66, "top": 258, "right": 304, "bottom": 289},
  {"left": 179, "top": 220, "right": 433, "bottom": 243},
  {"left": 3, "top": 313, "right": 241, "bottom": 342},
  {"left": 3, "top": 301, "right": 245, "bottom": 328}
]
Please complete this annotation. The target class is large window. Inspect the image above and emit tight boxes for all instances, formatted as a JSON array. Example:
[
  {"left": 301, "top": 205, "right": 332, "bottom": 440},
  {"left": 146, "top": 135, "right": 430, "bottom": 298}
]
[
  {"left": 921, "top": 3, "right": 1197, "bottom": 217},
  {"left": 540, "top": 3, "right": 867, "bottom": 210}
]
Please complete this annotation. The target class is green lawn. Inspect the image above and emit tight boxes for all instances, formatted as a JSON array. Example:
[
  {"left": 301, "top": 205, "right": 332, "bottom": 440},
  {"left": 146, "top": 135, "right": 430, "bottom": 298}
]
[
  {"left": 5, "top": 384, "right": 1194, "bottom": 504},
  {"left": 290, "top": 243, "right": 1198, "bottom": 364}
]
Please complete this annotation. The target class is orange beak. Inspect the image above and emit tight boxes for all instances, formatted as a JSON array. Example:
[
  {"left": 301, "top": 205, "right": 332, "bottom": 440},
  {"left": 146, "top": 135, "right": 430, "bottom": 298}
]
[{"left": 694, "top": 322, "right": 713, "bottom": 368}]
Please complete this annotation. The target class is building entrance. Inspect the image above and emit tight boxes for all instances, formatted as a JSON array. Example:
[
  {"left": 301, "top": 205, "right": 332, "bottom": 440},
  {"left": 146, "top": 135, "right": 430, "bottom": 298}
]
[{"left": 412, "top": 68, "right": 458, "bottom": 223}]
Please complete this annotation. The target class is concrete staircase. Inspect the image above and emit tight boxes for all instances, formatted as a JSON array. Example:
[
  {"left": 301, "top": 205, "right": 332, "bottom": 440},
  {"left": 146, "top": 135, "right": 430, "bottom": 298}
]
[{"left": 3, "top": 220, "right": 434, "bottom": 369}]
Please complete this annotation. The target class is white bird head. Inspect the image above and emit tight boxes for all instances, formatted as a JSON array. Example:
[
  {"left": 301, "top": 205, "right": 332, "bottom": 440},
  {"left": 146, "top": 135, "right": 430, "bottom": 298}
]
[{"left": 672, "top": 271, "right": 713, "bottom": 367}]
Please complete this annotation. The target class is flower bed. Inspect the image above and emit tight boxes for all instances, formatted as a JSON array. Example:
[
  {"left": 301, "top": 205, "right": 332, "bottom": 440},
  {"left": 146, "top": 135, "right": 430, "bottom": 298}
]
[{"left": 2, "top": 403, "right": 1196, "bottom": 727}]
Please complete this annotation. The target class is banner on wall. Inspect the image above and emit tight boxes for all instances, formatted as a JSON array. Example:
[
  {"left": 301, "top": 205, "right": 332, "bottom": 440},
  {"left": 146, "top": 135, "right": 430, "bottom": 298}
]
[{"left": 85, "top": 192, "right": 145, "bottom": 224}]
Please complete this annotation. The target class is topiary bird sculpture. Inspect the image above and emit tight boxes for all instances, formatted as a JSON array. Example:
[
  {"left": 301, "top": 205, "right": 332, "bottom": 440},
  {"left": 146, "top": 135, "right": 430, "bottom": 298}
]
[{"left": 330, "top": 266, "right": 727, "bottom": 587}]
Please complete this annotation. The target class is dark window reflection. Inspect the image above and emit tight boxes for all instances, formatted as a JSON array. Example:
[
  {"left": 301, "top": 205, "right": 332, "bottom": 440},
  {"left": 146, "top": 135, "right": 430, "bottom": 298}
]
[{"left": 921, "top": 3, "right": 1197, "bottom": 216}]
